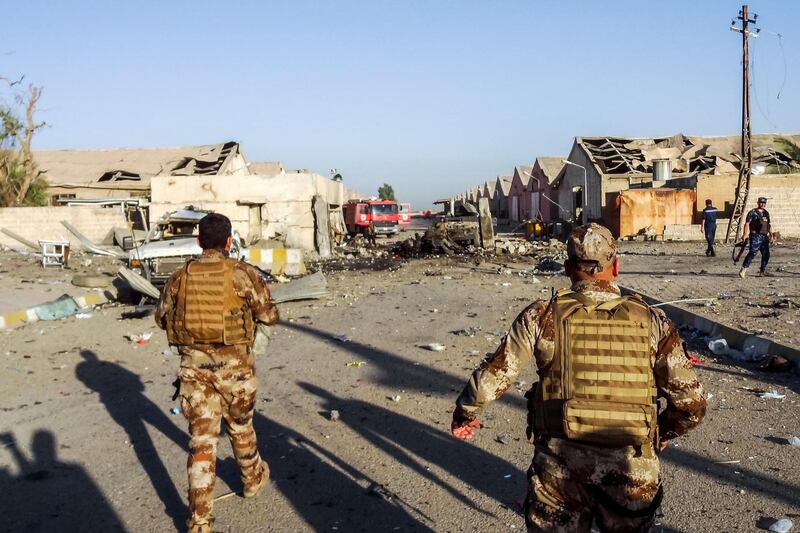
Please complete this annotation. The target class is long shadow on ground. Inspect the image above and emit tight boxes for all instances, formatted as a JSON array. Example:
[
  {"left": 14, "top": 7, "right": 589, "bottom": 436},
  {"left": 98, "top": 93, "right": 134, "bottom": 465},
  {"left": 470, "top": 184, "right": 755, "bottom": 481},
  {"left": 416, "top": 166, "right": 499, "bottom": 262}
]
[
  {"left": 249, "top": 412, "right": 437, "bottom": 532},
  {"left": 0, "top": 430, "right": 126, "bottom": 532}
]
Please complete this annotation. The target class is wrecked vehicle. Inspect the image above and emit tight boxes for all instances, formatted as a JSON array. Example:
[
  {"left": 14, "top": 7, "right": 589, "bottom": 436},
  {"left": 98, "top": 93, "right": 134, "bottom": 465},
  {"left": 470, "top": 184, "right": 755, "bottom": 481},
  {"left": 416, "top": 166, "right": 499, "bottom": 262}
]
[
  {"left": 128, "top": 209, "right": 243, "bottom": 285},
  {"left": 432, "top": 198, "right": 481, "bottom": 246}
]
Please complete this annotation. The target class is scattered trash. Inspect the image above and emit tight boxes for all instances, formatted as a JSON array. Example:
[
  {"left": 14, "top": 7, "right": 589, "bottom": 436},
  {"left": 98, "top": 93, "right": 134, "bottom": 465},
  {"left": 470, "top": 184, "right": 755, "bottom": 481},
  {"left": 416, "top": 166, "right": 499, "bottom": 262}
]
[
  {"left": 707, "top": 338, "right": 729, "bottom": 356},
  {"left": 346, "top": 361, "right": 367, "bottom": 367},
  {"left": 388, "top": 395, "right": 402, "bottom": 402},
  {"left": 421, "top": 343, "right": 446, "bottom": 352},
  {"left": 126, "top": 332, "right": 153, "bottom": 345},
  {"left": 367, "top": 482, "right": 395, "bottom": 501},
  {"left": 75, "top": 313, "right": 93, "bottom": 320},
  {"left": 496, "top": 434, "right": 510, "bottom": 445},
  {"left": 503, "top": 474, "right": 512, "bottom": 479},
  {"left": 765, "top": 518, "right": 794, "bottom": 533},
  {"left": 170, "top": 407, "right": 181, "bottom": 415},
  {"left": 452, "top": 327, "right": 480, "bottom": 337},
  {"left": 329, "top": 410, "right": 340, "bottom": 422},
  {"left": 757, "top": 390, "right": 786, "bottom": 400},
  {"left": 756, "top": 355, "right": 794, "bottom": 373},
  {"left": 719, "top": 292, "right": 732, "bottom": 300},
  {"left": 787, "top": 436, "right": 800, "bottom": 447},
  {"left": 161, "top": 348, "right": 175, "bottom": 356},
  {"left": 687, "top": 353, "right": 704, "bottom": 366},
  {"left": 333, "top": 335, "right": 351, "bottom": 343},
  {"left": 501, "top": 282, "right": 512, "bottom": 287}
]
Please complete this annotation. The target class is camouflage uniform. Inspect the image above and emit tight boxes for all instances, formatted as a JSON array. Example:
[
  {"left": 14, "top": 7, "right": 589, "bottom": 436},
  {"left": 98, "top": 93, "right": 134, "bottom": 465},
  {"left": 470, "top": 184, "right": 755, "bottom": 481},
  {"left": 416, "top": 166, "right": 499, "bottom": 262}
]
[
  {"left": 156, "top": 249, "right": 279, "bottom": 530},
  {"left": 454, "top": 224, "right": 706, "bottom": 533}
]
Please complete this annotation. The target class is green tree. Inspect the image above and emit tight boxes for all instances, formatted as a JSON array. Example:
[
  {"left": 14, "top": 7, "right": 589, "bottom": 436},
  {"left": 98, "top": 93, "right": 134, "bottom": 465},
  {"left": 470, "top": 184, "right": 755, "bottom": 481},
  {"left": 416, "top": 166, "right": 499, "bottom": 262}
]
[
  {"left": 0, "top": 78, "right": 47, "bottom": 206},
  {"left": 377, "top": 183, "right": 395, "bottom": 201},
  {"left": 768, "top": 137, "right": 800, "bottom": 174}
]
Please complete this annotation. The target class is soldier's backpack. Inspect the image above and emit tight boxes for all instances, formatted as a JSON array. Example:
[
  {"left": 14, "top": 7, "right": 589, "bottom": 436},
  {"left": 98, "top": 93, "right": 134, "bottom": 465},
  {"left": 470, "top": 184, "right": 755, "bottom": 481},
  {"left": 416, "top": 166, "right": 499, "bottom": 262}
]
[{"left": 532, "top": 290, "right": 658, "bottom": 446}]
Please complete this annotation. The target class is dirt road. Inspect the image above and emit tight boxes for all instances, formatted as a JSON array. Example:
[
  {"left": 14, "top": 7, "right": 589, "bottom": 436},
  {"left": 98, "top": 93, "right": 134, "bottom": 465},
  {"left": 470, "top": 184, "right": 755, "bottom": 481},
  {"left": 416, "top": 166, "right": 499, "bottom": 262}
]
[{"left": 1, "top": 247, "right": 798, "bottom": 532}]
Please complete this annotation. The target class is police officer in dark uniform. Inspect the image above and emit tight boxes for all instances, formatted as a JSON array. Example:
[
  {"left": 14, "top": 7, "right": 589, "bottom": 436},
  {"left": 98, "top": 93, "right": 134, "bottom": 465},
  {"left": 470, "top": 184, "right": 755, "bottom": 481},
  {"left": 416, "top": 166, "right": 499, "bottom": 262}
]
[
  {"left": 700, "top": 199, "right": 718, "bottom": 257},
  {"left": 739, "top": 197, "right": 774, "bottom": 278}
]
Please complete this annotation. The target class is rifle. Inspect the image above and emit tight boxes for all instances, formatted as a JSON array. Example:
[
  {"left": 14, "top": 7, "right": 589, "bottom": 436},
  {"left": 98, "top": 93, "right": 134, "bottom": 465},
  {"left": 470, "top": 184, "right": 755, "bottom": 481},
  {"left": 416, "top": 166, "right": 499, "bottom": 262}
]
[{"left": 732, "top": 238, "right": 748, "bottom": 264}]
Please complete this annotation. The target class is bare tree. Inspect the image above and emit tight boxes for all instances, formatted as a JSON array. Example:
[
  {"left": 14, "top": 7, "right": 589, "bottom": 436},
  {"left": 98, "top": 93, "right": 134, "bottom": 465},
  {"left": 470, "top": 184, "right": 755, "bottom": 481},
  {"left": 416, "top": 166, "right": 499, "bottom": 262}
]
[{"left": 0, "top": 77, "right": 47, "bottom": 206}]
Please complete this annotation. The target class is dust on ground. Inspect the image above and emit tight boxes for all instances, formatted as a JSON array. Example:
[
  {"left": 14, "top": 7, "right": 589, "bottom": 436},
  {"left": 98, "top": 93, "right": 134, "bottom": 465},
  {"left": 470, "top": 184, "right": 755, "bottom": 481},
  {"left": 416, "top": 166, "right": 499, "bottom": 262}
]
[{"left": 0, "top": 241, "right": 798, "bottom": 532}]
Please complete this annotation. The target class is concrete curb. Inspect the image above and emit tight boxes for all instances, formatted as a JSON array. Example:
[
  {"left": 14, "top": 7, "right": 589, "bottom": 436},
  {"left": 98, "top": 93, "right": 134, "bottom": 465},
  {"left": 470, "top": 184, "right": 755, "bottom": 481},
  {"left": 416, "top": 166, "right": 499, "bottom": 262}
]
[
  {"left": 0, "top": 288, "right": 118, "bottom": 329},
  {"left": 619, "top": 284, "right": 800, "bottom": 368}
]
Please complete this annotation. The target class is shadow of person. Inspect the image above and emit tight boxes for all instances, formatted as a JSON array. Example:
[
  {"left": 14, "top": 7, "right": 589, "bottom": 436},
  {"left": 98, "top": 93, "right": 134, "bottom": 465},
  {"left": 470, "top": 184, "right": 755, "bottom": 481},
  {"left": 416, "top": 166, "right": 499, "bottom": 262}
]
[
  {"left": 75, "top": 349, "right": 190, "bottom": 530},
  {"left": 283, "top": 322, "right": 527, "bottom": 412},
  {"left": 249, "top": 411, "right": 437, "bottom": 532},
  {"left": 297, "top": 381, "right": 525, "bottom": 517},
  {"left": 0, "top": 430, "right": 126, "bottom": 532}
]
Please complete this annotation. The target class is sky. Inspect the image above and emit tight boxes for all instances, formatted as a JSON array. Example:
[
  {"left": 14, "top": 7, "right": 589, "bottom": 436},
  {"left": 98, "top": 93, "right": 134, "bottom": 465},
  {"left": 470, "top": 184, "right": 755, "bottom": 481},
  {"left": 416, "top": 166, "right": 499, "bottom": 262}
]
[{"left": 3, "top": 1, "right": 799, "bottom": 208}]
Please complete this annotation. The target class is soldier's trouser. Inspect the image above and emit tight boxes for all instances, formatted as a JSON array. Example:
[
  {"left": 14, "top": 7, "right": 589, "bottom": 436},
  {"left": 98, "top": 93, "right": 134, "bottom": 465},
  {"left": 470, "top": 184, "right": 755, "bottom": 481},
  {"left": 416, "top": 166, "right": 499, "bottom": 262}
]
[
  {"left": 742, "top": 233, "right": 770, "bottom": 271},
  {"left": 179, "top": 366, "right": 265, "bottom": 528},
  {"left": 525, "top": 463, "right": 659, "bottom": 533}
]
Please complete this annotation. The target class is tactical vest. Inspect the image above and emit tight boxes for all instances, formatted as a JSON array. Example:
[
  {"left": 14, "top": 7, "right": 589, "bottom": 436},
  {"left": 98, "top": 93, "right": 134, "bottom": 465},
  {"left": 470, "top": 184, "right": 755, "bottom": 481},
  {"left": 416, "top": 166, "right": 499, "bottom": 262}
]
[
  {"left": 166, "top": 258, "right": 255, "bottom": 346},
  {"left": 532, "top": 290, "right": 657, "bottom": 446},
  {"left": 749, "top": 209, "right": 771, "bottom": 235}
]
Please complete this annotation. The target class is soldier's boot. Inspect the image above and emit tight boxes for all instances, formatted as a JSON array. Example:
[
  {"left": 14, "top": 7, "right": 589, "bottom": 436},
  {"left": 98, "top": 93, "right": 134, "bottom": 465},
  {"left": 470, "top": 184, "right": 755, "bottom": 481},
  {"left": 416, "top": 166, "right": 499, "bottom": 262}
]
[
  {"left": 710, "top": 248, "right": 716, "bottom": 257},
  {"left": 758, "top": 269, "right": 772, "bottom": 277},
  {"left": 243, "top": 461, "right": 270, "bottom": 498},
  {"left": 738, "top": 267, "right": 747, "bottom": 279}
]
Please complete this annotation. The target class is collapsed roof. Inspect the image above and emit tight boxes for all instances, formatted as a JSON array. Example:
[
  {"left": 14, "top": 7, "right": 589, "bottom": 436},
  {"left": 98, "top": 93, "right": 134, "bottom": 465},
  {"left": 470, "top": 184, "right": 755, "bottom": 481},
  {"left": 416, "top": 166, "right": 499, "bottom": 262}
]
[
  {"left": 35, "top": 141, "right": 244, "bottom": 186},
  {"left": 576, "top": 133, "right": 800, "bottom": 176}
]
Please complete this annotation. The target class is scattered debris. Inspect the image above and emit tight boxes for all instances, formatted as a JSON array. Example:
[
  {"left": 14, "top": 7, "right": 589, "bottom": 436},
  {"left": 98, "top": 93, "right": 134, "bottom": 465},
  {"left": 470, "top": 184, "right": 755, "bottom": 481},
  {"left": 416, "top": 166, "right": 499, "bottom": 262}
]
[
  {"left": 346, "top": 361, "right": 367, "bottom": 367},
  {"left": 271, "top": 271, "right": 329, "bottom": 303},
  {"left": 787, "top": 436, "right": 800, "bottom": 447},
  {"left": 72, "top": 274, "right": 112, "bottom": 289},
  {"left": 75, "top": 313, "right": 92, "bottom": 320},
  {"left": 388, "top": 395, "right": 401, "bottom": 402},
  {"left": 760, "top": 517, "right": 794, "bottom": 533},
  {"left": 757, "top": 390, "right": 786, "bottom": 400},
  {"left": 333, "top": 335, "right": 351, "bottom": 343},
  {"left": 420, "top": 343, "right": 446, "bottom": 352},
  {"left": 496, "top": 434, "right": 510, "bottom": 445},
  {"left": 755, "top": 355, "right": 794, "bottom": 372},
  {"left": 452, "top": 327, "right": 480, "bottom": 337},
  {"left": 367, "top": 482, "right": 395, "bottom": 501},
  {"left": 329, "top": 410, "right": 340, "bottom": 422},
  {"left": 170, "top": 407, "right": 181, "bottom": 415},
  {"left": 126, "top": 332, "right": 152, "bottom": 345}
]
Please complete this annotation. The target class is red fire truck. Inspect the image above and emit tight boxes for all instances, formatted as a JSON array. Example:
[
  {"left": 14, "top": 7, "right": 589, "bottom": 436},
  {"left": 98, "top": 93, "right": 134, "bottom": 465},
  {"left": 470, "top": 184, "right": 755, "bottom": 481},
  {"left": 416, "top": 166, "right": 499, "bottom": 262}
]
[
  {"left": 398, "top": 202, "right": 411, "bottom": 230},
  {"left": 343, "top": 199, "right": 400, "bottom": 236}
]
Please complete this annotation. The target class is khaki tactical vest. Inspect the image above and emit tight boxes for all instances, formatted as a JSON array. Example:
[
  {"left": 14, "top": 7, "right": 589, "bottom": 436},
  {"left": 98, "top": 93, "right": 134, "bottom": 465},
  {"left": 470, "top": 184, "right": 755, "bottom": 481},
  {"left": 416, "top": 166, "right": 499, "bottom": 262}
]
[
  {"left": 532, "top": 290, "right": 657, "bottom": 446},
  {"left": 167, "top": 258, "right": 255, "bottom": 346}
]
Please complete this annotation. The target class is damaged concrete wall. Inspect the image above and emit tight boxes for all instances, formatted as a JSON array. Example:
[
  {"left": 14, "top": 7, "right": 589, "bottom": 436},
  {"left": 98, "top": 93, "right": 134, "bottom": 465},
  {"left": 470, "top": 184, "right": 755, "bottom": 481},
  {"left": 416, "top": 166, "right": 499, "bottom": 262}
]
[
  {"left": 0, "top": 206, "right": 128, "bottom": 250},
  {"left": 606, "top": 189, "right": 695, "bottom": 238},
  {"left": 150, "top": 172, "right": 343, "bottom": 251},
  {"left": 696, "top": 174, "right": 800, "bottom": 237}
]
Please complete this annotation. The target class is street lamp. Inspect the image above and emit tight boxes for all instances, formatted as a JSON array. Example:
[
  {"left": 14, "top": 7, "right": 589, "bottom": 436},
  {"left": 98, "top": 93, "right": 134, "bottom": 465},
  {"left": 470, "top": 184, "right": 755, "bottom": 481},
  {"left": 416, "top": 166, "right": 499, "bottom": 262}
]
[{"left": 561, "top": 159, "right": 588, "bottom": 224}]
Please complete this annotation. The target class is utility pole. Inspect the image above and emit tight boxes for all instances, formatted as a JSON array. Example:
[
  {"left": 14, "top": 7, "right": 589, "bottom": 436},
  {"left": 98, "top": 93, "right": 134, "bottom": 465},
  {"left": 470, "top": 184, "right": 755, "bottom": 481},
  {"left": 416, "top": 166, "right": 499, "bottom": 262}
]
[{"left": 725, "top": 5, "right": 759, "bottom": 243}]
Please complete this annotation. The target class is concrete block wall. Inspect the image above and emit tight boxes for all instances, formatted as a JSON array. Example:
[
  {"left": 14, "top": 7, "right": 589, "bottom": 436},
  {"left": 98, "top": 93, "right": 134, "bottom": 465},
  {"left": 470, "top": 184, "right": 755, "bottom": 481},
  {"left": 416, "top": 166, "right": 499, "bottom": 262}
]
[
  {"left": 747, "top": 184, "right": 800, "bottom": 237},
  {"left": 0, "top": 206, "right": 128, "bottom": 250}
]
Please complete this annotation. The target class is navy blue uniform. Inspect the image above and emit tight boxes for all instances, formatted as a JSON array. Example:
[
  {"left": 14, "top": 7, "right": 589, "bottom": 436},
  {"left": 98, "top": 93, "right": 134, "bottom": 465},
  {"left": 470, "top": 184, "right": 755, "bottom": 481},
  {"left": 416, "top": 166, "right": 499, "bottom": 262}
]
[
  {"left": 742, "top": 208, "right": 771, "bottom": 272},
  {"left": 701, "top": 206, "right": 717, "bottom": 256}
]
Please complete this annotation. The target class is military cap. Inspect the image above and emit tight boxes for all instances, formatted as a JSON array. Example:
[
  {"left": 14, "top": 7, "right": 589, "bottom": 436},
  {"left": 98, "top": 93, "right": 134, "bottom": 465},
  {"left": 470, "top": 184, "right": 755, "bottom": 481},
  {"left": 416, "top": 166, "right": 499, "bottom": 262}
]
[
  {"left": 757, "top": 197, "right": 768, "bottom": 203},
  {"left": 567, "top": 223, "right": 616, "bottom": 272}
]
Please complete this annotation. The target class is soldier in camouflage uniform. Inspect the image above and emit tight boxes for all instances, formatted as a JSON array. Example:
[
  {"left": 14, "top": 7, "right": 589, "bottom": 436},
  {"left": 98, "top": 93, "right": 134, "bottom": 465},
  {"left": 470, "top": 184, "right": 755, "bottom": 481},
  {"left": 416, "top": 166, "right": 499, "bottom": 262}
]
[
  {"left": 451, "top": 223, "right": 706, "bottom": 532},
  {"left": 155, "top": 213, "right": 279, "bottom": 533}
]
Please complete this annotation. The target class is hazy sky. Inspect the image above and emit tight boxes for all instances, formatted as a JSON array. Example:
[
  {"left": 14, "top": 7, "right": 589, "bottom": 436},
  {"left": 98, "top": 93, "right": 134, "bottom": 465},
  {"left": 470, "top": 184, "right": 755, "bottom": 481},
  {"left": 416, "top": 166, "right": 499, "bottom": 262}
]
[{"left": 4, "top": 1, "right": 798, "bottom": 208}]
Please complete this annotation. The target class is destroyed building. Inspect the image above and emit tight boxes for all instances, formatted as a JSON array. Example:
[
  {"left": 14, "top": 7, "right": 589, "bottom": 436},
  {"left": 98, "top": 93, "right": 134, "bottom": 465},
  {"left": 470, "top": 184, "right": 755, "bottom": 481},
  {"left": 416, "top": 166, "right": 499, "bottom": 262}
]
[
  {"left": 0, "top": 142, "right": 358, "bottom": 254},
  {"left": 548, "top": 133, "right": 800, "bottom": 237},
  {"left": 35, "top": 142, "right": 250, "bottom": 203},
  {"left": 507, "top": 165, "right": 533, "bottom": 222}
]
